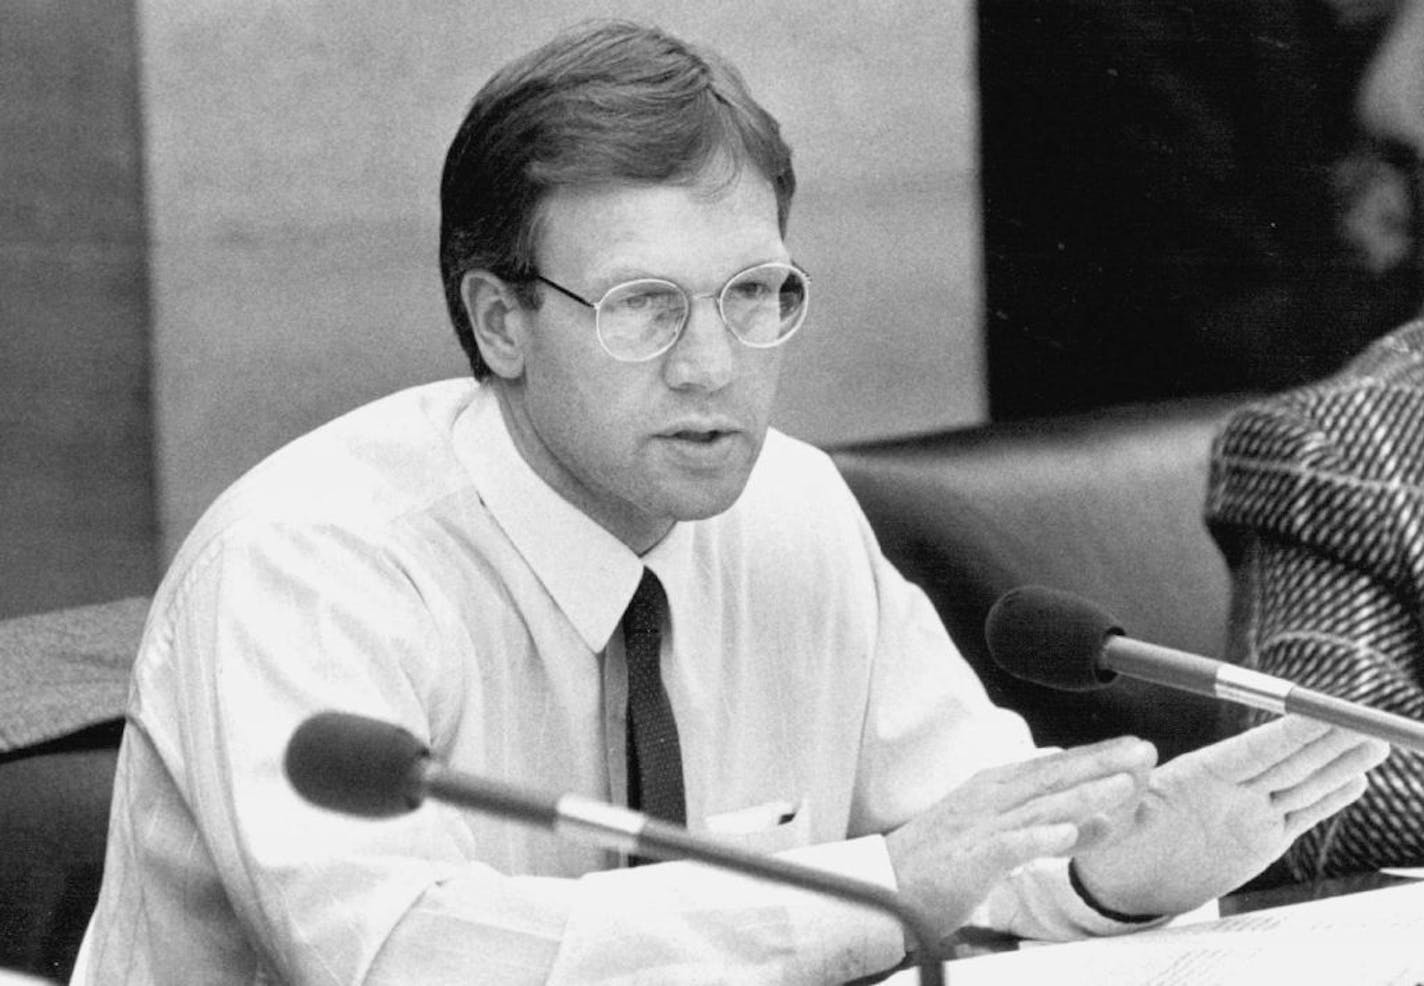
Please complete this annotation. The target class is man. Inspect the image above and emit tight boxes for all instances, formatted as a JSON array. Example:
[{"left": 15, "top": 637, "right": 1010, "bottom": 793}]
[{"left": 74, "top": 20, "right": 1386, "bottom": 985}]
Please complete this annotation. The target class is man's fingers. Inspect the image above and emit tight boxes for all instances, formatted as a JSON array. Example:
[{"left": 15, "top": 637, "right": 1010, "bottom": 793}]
[
  {"left": 1244, "top": 724, "right": 1388, "bottom": 793},
  {"left": 1266, "top": 738, "right": 1390, "bottom": 814},
  {"left": 998, "top": 770, "right": 1141, "bottom": 841},
  {"left": 977, "top": 822, "right": 1081, "bottom": 874},
  {"left": 1198, "top": 714, "right": 1387, "bottom": 787},
  {"left": 1282, "top": 775, "right": 1370, "bottom": 842},
  {"left": 1200, "top": 714, "right": 1335, "bottom": 783},
  {"left": 976, "top": 737, "right": 1156, "bottom": 810}
]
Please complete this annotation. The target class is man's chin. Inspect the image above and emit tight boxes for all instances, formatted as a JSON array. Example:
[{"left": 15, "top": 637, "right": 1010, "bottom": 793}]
[
  {"left": 645, "top": 433, "right": 765, "bottom": 522},
  {"left": 666, "top": 484, "right": 747, "bottom": 523},
  {"left": 661, "top": 466, "right": 756, "bottom": 523}
]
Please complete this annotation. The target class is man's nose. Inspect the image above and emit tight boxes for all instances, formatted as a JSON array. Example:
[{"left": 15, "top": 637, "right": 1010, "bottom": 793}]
[
  {"left": 663, "top": 297, "right": 734, "bottom": 391},
  {"left": 1357, "top": 0, "right": 1424, "bottom": 160}
]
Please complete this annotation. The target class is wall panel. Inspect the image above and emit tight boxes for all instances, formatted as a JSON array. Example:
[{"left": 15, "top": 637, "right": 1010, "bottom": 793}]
[{"left": 0, "top": 0, "right": 158, "bottom": 616}]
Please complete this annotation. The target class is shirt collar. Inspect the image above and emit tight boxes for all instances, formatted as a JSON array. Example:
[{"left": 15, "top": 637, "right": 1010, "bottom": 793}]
[{"left": 454, "top": 387, "right": 647, "bottom": 652}]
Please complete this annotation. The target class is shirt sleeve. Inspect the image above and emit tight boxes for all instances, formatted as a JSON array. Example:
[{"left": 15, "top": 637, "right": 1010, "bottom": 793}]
[{"left": 121, "top": 518, "right": 907, "bottom": 986}]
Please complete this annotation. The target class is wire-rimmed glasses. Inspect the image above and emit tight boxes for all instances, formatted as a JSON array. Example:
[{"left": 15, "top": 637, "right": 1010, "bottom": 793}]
[{"left": 533, "top": 261, "right": 810, "bottom": 362}]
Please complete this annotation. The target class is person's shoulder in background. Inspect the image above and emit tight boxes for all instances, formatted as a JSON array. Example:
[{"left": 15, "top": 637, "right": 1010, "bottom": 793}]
[{"left": 1206, "top": 318, "right": 1424, "bottom": 564}]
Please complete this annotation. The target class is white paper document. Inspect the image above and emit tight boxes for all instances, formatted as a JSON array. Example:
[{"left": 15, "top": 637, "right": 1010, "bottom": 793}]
[{"left": 884, "top": 879, "right": 1424, "bottom": 986}]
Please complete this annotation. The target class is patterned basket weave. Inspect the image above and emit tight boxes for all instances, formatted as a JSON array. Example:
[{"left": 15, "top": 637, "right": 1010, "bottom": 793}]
[{"left": 1208, "top": 321, "right": 1424, "bottom": 878}]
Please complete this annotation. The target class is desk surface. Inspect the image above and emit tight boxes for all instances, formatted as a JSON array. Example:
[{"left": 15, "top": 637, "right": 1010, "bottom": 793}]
[
  {"left": 882, "top": 876, "right": 1424, "bottom": 986},
  {"left": 1218, "top": 869, "right": 1415, "bottom": 916}
]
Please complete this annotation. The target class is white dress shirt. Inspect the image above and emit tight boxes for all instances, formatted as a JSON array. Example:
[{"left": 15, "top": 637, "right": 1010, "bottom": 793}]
[{"left": 73, "top": 380, "right": 1136, "bottom": 986}]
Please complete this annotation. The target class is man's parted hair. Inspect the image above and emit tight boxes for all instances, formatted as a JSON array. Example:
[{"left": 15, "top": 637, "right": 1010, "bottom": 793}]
[{"left": 438, "top": 20, "right": 797, "bottom": 379}]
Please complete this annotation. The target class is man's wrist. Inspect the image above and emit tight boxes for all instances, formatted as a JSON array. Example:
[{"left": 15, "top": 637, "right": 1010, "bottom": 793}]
[{"left": 1067, "top": 858, "right": 1162, "bottom": 924}]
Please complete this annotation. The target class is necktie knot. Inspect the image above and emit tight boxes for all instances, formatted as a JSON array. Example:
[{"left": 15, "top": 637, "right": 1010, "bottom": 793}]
[{"left": 623, "top": 569, "right": 666, "bottom": 652}]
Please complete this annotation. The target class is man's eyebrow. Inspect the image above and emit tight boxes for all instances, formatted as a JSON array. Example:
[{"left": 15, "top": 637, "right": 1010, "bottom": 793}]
[
  {"left": 595, "top": 265, "right": 663, "bottom": 283},
  {"left": 586, "top": 255, "right": 795, "bottom": 290}
]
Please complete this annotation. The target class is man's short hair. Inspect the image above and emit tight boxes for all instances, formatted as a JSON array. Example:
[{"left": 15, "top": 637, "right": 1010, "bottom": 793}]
[{"left": 438, "top": 19, "right": 797, "bottom": 379}]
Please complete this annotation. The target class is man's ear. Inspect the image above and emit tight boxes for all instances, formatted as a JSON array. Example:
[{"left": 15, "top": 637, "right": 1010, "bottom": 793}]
[{"left": 461, "top": 270, "right": 530, "bottom": 380}]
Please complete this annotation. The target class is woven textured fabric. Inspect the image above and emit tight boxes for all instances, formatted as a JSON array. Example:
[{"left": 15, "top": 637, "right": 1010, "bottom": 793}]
[
  {"left": 623, "top": 569, "right": 685, "bottom": 832},
  {"left": 1207, "top": 320, "right": 1424, "bottom": 879}
]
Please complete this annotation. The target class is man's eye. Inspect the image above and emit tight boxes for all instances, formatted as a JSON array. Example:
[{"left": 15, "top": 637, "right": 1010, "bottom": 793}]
[
  {"left": 612, "top": 289, "right": 680, "bottom": 312},
  {"left": 731, "top": 281, "right": 772, "bottom": 301}
]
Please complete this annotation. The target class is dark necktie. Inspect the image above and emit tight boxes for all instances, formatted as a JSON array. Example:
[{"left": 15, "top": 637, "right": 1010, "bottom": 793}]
[{"left": 623, "top": 568, "right": 686, "bottom": 845}]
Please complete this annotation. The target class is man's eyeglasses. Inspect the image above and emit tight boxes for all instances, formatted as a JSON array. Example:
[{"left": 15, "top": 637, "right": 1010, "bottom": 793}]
[{"left": 532, "top": 261, "right": 810, "bottom": 363}]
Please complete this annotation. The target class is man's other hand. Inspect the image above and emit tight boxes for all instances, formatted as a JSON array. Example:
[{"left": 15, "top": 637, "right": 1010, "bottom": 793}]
[
  {"left": 885, "top": 736, "right": 1157, "bottom": 943},
  {"left": 1072, "top": 715, "right": 1391, "bottom": 918}
]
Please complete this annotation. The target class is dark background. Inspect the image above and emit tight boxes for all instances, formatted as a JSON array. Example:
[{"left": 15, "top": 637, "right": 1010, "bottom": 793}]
[{"left": 981, "top": 0, "right": 1423, "bottom": 419}]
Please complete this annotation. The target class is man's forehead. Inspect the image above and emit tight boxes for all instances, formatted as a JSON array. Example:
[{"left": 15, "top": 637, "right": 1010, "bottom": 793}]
[
  {"left": 531, "top": 172, "right": 785, "bottom": 281},
  {"left": 539, "top": 166, "right": 777, "bottom": 217}
]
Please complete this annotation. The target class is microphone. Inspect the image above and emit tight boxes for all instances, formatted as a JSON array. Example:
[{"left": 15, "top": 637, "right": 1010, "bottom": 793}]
[
  {"left": 985, "top": 585, "right": 1424, "bottom": 755},
  {"left": 285, "top": 711, "right": 946, "bottom": 986}
]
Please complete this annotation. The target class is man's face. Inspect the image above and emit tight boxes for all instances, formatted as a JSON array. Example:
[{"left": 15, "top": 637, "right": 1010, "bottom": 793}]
[{"left": 496, "top": 170, "right": 790, "bottom": 552}]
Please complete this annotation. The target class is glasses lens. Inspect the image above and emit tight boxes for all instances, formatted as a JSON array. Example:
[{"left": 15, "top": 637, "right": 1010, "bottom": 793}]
[
  {"left": 721, "top": 263, "right": 808, "bottom": 347},
  {"left": 597, "top": 280, "right": 687, "bottom": 360}
]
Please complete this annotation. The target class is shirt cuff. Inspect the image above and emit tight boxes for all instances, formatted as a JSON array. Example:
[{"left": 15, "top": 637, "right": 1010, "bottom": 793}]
[
  {"left": 1066, "top": 857, "right": 1163, "bottom": 924},
  {"left": 971, "top": 857, "right": 1172, "bottom": 942}
]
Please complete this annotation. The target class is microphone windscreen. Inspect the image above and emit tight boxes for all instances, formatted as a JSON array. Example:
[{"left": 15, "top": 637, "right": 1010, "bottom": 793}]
[
  {"left": 984, "top": 585, "right": 1123, "bottom": 692},
  {"left": 285, "top": 711, "right": 429, "bottom": 817}
]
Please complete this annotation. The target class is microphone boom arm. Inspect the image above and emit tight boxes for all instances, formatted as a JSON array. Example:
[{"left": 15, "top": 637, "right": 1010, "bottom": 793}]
[{"left": 1103, "top": 635, "right": 1424, "bottom": 755}]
